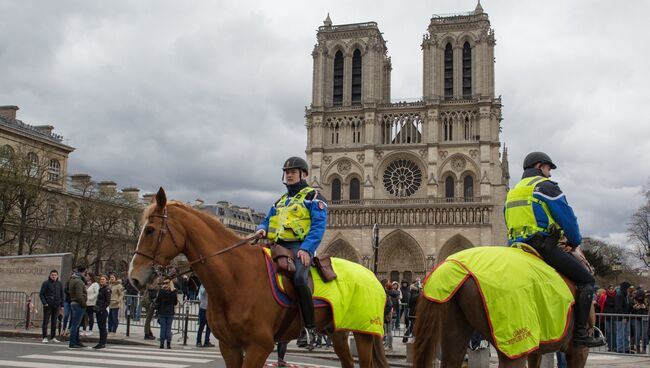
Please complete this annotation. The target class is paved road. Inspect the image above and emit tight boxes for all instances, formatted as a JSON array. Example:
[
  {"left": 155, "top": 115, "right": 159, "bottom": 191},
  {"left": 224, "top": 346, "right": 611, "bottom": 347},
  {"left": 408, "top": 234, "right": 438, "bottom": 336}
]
[{"left": 0, "top": 338, "right": 343, "bottom": 368}]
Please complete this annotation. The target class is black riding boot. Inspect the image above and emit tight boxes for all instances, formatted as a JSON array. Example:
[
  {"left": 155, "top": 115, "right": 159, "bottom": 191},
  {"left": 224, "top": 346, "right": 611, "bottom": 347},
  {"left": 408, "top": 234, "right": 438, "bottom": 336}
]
[
  {"left": 296, "top": 284, "right": 316, "bottom": 350},
  {"left": 573, "top": 284, "right": 605, "bottom": 347}
]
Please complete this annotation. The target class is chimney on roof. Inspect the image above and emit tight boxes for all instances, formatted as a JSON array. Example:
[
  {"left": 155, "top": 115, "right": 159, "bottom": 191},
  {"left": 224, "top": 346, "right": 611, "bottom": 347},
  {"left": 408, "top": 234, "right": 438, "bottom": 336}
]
[
  {"left": 33, "top": 125, "right": 54, "bottom": 135},
  {"left": 0, "top": 105, "right": 19, "bottom": 120},
  {"left": 98, "top": 181, "right": 117, "bottom": 194},
  {"left": 142, "top": 193, "right": 156, "bottom": 204},
  {"left": 122, "top": 187, "right": 140, "bottom": 202},
  {"left": 70, "top": 174, "right": 92, "bottom": 189}
]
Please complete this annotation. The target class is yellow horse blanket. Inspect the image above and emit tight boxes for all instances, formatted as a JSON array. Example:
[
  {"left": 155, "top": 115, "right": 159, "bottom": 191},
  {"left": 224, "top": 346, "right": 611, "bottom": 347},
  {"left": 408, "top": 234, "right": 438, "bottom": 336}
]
[
  {"left": 423, "top": 246, "right": 574, "bottom": 358},
  {"left": 263, "top": 248, "right": 385, "bottom": 336}
]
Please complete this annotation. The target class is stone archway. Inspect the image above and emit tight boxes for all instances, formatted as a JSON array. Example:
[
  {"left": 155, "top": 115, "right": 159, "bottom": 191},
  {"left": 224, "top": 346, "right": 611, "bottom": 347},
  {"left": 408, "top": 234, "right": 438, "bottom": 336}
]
[
  {"left": 437, "top": 234, "right": 473, "bottom": 261},
  {"left": 377, "top": 230, "right": 426, "bottom": 282},
  {"left": 322, "top": 238, "right": 361, "bottom": 264}
]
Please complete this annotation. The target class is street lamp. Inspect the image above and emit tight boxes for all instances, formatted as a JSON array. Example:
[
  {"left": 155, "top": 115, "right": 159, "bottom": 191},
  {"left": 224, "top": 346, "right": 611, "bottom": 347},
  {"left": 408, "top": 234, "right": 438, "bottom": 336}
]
[
  {"left": 372, "top": 224, "right": 379, "bottom": 275},
  {"left": 612, "top": 261, "right": 622, "bottom": 284}
]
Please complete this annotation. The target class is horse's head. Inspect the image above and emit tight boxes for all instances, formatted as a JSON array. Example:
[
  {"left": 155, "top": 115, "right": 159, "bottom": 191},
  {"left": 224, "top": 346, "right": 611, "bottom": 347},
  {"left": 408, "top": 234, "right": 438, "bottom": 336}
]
[{"left": 129, "top": 187, "right": 187, "bottom": 291}]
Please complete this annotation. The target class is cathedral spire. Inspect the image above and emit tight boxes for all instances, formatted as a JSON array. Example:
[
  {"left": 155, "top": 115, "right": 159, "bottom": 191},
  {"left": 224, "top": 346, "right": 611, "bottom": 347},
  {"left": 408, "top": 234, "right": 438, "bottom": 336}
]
[
  {"left": 475, "top": 0, "right": 484, "bottom": 14},
  {"left": 323, "top": 13, "right": 332, "bottom": 27}
]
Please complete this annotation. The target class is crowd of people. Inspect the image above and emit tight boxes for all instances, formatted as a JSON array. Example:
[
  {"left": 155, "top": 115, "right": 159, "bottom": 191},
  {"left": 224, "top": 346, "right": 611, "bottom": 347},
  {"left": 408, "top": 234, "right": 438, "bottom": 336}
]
[
  {"left": 596, "top": 282, "right": 649, "bottom": 354},
  {"left": 382, "top": 278, "right": 422, "bottom": 351}
]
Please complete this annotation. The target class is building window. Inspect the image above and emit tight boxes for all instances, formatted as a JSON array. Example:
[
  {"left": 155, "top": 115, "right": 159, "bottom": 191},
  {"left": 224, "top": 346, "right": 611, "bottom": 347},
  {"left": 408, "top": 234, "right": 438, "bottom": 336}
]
[
  {"left": 333, "top": 51, "right": 344, "bottom": 106},
  {"left": 462, "top": 42, "right": 472, "bottom": 98},
  {"left": 46, "top": 234, "right": 53, "bottom": 246},
  {"left": 464, "top": 175, "right": 474, "bottom": 199},
  {"left": 349, "top": 178, "right": 360, "bottom": 201},
  {"left": 331, "top": 178, "right": 341, "bottom": 201},
  {"left": 27, "top": 152, "right": 39, "bottom": 176},
  {"left": 444, "top": 43, "right": 453, "bottom": 98},
  {"left": 443, "top": 117, "right": 453, "bottom": 141},
  {"left": 0, "top": 145, "right": 14, "bottom": 166},
  {"left": 351, "top": 49, "right": 362, "bottom": 105},
  {"left": 445, "top": 176, "right": 455, "bottom": 200},
  {"left": 331, "top": 123, "right": 339, "bottom": 145},
  {"left": 383, "top": 159, "right": 422, "bottom": 198},
  {"left": 47, "top": 202, "right": 56, "bottom": 224},
  {"left": 351, "top": 121, "right": 361, "bottom": 143},
  {"left": 48, "top": 159, "right": 61, "bottom": 182}
]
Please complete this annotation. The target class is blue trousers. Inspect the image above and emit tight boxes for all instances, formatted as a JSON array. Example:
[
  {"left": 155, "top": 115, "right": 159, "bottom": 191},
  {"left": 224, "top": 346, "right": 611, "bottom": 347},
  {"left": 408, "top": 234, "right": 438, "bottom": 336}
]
[
  {"left": 197, "top": 308, "right": 211, "bottom": 344},
  {"left": 108, "top": 308, "right": 119, "bottom": 332},
  {"left": 159, "top": 315, "right": 174, "bottom": 344},
  {"left": 68, "top": 303, "right": 84, "bottom": 347},
  {"left": 616, "top": 319, "right": 630, "bottom": 353},
  {"left": 62, "top": 302, "right": 71, "bottom": 331}
]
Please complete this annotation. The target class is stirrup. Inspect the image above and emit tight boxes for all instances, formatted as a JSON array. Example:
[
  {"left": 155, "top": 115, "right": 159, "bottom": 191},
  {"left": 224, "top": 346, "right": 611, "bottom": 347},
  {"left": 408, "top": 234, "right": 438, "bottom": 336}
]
[{"left": 304, "top": 327, "right": 316, "bottom": 351}]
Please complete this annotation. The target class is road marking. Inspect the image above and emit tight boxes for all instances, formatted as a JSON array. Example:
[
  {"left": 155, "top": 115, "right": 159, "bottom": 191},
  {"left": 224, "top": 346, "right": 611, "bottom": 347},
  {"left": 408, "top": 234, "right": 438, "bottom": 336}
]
[
  {"left": 104, "top": 347, "right": 220, "bottom": 358},
  {"left": 20, "top": 354, "right": 189, "bottom": 368},
  {"left": 54, "top": 350, "right": 213, "bottom": 363},
  {"left": 0, "top": 360, "right": 108, "bottom": 368}
]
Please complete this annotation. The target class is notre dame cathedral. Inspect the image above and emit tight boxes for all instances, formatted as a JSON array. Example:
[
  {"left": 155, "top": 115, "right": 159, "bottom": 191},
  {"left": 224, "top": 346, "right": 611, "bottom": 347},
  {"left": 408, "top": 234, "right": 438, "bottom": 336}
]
[{"left": 304, "top": 3, "right": 510, "bottom": 281}]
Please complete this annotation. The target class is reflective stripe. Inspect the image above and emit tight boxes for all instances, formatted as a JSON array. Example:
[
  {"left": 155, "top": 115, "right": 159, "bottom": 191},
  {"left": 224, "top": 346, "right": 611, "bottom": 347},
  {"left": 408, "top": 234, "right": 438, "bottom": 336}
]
[
  {"left": 506, "top": 200, "right": 529, "bottom": 208},
  {"left": 526, "top": 176, "right": 545, "bottom": 186}
]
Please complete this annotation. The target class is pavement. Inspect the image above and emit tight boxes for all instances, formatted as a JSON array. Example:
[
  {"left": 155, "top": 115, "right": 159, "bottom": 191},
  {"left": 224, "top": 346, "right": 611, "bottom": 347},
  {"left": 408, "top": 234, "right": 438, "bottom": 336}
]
[{"left": 1, "top": 323, "right": 649, "bottom": 367}]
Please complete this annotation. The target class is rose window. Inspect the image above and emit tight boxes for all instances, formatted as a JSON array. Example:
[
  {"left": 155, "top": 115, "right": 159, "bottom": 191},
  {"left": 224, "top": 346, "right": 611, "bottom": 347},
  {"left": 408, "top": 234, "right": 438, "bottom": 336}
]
[{"left": 382, "top": 159, "right": 422, "bottom": 197}]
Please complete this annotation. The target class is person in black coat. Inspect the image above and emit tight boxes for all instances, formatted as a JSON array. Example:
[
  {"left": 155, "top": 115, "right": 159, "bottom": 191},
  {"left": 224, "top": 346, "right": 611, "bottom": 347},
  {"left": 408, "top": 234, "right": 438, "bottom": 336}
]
[
  {"left": 39, "top": 270, "right": 64, "bottom": 343},
  {"left": 402, "top": 284, "right": 420, "bottom": 342},
  {"left": 155, "top": 279, "right": 178, "bottom": 349},
  {"left": 615, "top": 281, "right": 633, "bottom": 353},
  {"left": 93, "top": 275, "right": 112, "bottom": 349}
]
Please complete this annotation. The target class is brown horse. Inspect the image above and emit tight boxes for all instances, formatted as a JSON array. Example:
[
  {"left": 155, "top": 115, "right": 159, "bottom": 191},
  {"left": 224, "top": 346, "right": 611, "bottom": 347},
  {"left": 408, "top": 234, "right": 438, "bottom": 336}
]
[
  {"left": 412, "top": 267, "right": 590, "bottom": 368},
  {"left": 128, "top": 188, "right": 388, "bottom": 368}
]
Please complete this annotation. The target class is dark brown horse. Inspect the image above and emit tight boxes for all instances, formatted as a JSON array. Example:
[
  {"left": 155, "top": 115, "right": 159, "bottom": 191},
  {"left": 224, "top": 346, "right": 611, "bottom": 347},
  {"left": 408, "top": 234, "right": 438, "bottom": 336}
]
[
  {"left": 128, "top": 188, "right": 388, "bottom": 368},
  {"left": 412, "top": 266, "right": 590, "bottom": 368}
]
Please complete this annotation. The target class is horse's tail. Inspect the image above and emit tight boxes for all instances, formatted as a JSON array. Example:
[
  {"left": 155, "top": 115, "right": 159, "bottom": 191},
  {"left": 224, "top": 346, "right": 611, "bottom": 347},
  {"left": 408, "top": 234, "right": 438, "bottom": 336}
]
[
  {"left": 413, "top": 295, "right": 447, "bottom": 368},
  {"left": 371, "top": 333, "right": 389, "bottom": 368}
]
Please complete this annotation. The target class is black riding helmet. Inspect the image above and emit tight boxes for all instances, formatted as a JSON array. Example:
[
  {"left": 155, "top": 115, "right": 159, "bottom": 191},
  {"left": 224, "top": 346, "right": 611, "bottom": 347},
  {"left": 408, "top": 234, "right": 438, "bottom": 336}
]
[
  {"left": 282, "top": 156, "right": 309, "bottom": 175},
  {"left": 523, "top": 152, "right": 557, "bottom": 170}
]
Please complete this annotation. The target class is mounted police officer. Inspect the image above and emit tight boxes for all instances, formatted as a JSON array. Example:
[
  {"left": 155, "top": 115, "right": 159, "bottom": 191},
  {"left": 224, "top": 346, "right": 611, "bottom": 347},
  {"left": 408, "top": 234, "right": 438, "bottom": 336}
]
[
  {"left": 505, "top": 152, "right": 604, "bottom": 348},
  {"left": 255, "top": 156, "right": 328, "bottom": 349}
]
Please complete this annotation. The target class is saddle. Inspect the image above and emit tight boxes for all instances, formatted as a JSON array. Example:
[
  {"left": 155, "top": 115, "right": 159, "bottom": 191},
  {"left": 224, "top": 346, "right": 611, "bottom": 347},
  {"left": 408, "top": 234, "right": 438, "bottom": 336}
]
[{"left": 269, "top": 243, "right": 337, "bottom": 282}]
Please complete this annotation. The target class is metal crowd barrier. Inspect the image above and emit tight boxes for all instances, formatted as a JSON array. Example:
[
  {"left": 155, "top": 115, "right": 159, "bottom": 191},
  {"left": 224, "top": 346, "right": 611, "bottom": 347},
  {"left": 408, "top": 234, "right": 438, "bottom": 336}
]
[{"left": 594, "top": 313, "right": 649, "bottom": 355}]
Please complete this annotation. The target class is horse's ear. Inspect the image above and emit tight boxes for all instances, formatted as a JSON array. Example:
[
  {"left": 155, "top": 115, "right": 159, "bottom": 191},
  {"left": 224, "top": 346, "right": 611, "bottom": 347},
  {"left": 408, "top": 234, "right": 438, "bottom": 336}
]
[{"left": 155, "top": 187, "right": 167, "bottom": 209}]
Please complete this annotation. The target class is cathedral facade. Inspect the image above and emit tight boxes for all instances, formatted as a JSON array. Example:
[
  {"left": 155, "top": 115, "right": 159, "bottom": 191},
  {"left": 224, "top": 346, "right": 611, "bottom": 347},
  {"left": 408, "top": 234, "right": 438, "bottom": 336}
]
[{"left": 305, "top": 4, "right": 510, "bottom": 281}]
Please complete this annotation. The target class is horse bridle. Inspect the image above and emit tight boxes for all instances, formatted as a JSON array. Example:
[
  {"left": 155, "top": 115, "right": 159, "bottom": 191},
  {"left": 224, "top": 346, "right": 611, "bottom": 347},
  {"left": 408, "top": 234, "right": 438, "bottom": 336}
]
[{"left": 133, "top": 206, "right": 259, "bottom": 278}]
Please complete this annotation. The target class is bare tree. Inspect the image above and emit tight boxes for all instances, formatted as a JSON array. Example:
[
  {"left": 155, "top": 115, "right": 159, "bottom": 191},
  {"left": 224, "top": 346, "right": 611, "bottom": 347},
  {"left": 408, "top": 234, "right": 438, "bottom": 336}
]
[{"left": 628, "top": 182, "right": 650, "bottom": 269}]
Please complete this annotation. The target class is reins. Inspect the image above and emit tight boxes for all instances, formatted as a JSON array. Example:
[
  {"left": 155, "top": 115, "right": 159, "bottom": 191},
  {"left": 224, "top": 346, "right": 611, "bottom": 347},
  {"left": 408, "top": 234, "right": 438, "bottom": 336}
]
[{"left": 134, "top": 205, "right": 261, "bottom": 278}]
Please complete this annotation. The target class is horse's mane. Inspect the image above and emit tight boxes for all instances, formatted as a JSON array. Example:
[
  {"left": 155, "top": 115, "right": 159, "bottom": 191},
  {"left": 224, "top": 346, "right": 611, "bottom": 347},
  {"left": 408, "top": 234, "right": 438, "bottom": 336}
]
[{"left": 141, "top": 201, "right": 244, "bottom": 241}]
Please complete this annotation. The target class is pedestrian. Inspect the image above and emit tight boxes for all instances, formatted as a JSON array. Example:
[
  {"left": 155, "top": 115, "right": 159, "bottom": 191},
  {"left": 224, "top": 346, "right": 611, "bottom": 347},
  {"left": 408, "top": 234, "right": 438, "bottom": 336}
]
[
  {"left": 631, "top": 288, "right": 648, "bottom": 354},
  {"left": 383, "top": 282, "right": 394, "bottom": 351},
  {"left": 39, "top": 270, "right": 64, "bottom": 343},
  {"left": 61, "top": 270, "right": 73, "bottom": 337},
  {"left": 599, "top": 284, "right": 618, "bottom": 352},
  {"left": 93, "top": 274, "right": 111, "bottom": 349},
  {"left": 156, "top": 278, "right": 178, "bottom": 349},
  {"left": 108, "top": 274, "right": 123, "bottom": 334},
  {"left": 196, "top": 285, "right": 214, "bottom": 347},
  {"left": 504, "top": 152, "right": 603, "bottom": 347},
  {"left": 82, "top": 273, "right": 98, "bottom": 336},
  {"left": 188, "top": 275, "right": 201, "bottom": 300},
  {"left": 399, "top": 280, "right": 410, "bottom": 328},
  {"left": 254, "top": 156, "right": 328, "bottom": 349},
  {"left": 142, "top": 282, "right": 158, "bottom": 340},
  {"left": 67, "top": 266, "right": 88, "bottom": 348},
  {"left": 389, "top": 281, "right": 401, "bottom": 329},
  {"left": 122, "top": 277, "right": 140, "bottom": 321},
  {"left": 615, "top": 281, "right": 633, "bottom": 353},
  {"left": 402, "top": 283, "right": 420, "bottom": 343}
]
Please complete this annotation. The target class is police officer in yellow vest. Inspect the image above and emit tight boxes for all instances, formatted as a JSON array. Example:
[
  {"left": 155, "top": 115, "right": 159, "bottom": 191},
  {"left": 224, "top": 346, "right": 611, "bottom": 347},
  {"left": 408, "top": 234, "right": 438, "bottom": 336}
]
[
  {"left": 505, "top": 152, "right": 604, "bottom": 348},
  {"left": 255, "top": 157, "right": 328, "bottom": 349}
]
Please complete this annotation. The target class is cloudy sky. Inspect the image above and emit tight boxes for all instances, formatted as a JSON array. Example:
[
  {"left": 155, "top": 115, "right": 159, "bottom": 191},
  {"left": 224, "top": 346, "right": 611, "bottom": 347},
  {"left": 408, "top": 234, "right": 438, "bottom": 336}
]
[{"left": 0, "top": 0, "right": 647, "bottom": 244}]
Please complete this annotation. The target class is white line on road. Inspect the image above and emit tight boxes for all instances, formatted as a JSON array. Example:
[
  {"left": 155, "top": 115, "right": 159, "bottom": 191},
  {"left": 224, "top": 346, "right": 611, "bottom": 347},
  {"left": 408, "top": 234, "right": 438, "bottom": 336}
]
[
  {"left": 104, "top": 347, "right": 220, "bottom": 358},
  {"left": 54, "top": 350, "right": 213, "bottom": 363},
  {"left": 20, "top": 354, "right": 190, "bottom": 368},
  {"left": 0, "top": 360, "right": 109, "bottom": 368}
]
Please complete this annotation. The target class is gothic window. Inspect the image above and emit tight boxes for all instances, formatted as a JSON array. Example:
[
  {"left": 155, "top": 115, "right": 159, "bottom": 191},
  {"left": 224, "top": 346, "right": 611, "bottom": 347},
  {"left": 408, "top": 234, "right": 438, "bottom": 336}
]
[
  {"left": 444, "top": 43, "right": 453, "bottom": 98},
  {"left": 331, "top": 123, "right": 339, "bottom": 145},
  {"left": 463, "top": 117, "right": 471, "bottom": 141},
  {"left": 445, "top": 176, "right": 455, "bottom": 199},
  {"left": 331, "top": 178, "right": 341, "bottom": 201},
  {"left": 349, "top": 177, "right": 360, "bottom": 201},
  {"left": 333, "top": 51, "right": 344, "bottom": 106},
  {"left": 443, "top": 117, "right": 453, "bottom": 141},
  {"left": 462, "top": 42, "right": 472, "bottom": 98},
  {"left": 381, "top": 114, "right": 422, "bottom": 144},
  {"left": 390, "top": 271, "right": 400, "bottom": 282},
  {"left": 352, "top": 121, "right": 362, "bottom": 143},
  {"left": 351, "top": 49, "right": 362, "bottom": 105},
  {"left": 463, "top": 175, "right": 474, "bottom": 200},
  {"left": 48, "top": 159, "right": 61, "bottom": 182},
  {"left": 383, "top": 159, "right": 422, "bottom": 197}
]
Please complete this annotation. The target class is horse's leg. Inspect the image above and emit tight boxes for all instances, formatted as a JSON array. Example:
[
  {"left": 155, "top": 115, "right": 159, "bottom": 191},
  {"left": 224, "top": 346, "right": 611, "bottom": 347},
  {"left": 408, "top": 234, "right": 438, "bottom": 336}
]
[
  {"left": 352, "top": 332, "right": 374, "bottom": 368},
  {"left": 330, "top": 330, "right": 354, "bottom": 368},
  {"left": 527, "top": 352, "right": 542, "bottom": 368},
  {"left": 241, "top": 343, "right": 275, "bottom": 368},
  {"left": 439, "top": 299, "right": 473, "bottom": 367},
  {"left": 496, "top": 352, "right": 527, "bottom": 368},
  {"left": 565, "top": 345, "right": 589, "bottom": 368},
  {"left": 219, "top": 341, "right": 244, "bottom": 368}
]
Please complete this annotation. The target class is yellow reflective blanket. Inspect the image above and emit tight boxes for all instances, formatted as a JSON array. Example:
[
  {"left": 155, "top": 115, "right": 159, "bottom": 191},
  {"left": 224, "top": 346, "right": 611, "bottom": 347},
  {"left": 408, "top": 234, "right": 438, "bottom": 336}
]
[
  {"left": 423, "top": 246, "right": 574, "bottom": 358},
  {"left": 311, "top": 257, "right": 385, "bottom": 336}
]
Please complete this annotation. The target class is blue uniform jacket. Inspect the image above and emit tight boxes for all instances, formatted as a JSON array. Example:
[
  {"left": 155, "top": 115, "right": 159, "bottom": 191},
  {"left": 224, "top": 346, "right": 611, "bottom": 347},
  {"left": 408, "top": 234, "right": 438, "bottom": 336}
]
[
  {"left": 508, "top": 168, "right": 582, "bottom": 247},
  {"left": 257, "top": 187, "right": 328, "bottom": 256}
]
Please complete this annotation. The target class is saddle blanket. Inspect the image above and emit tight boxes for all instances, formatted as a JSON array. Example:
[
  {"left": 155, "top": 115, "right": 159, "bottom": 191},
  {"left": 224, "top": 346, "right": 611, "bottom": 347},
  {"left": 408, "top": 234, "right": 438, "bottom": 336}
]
[
  {"left": 262, "top": 248, "right": 385, "bottom": 336},
  {"left": 422, "top": 246, "right": 574, "bottom": 358}
]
